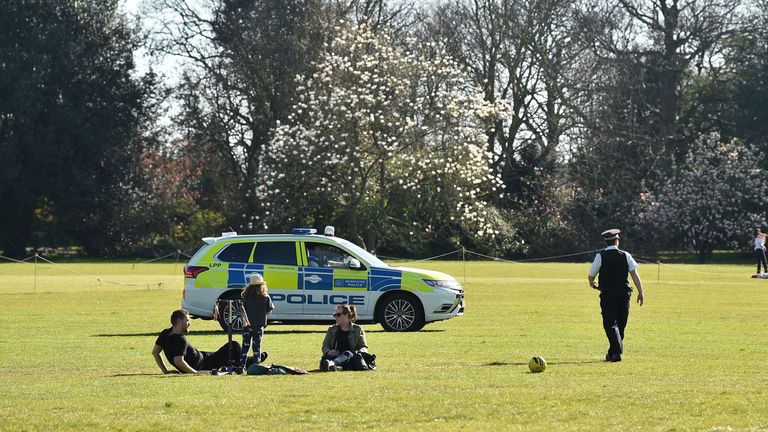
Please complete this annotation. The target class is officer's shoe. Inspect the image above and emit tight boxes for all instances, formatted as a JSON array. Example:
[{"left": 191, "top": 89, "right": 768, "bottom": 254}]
[{"left": 609, "top": 354, "right": 622, "bottom": 362}]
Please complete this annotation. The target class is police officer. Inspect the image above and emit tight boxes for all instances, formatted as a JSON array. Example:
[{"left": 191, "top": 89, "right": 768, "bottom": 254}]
[{"left": 587, "top": 229, "right": 645, "bottom": 362}]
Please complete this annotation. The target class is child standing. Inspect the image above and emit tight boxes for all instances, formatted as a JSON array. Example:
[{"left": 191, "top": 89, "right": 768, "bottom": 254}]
[{"left": 240, "top": 273, "right": 274, "bottom": 368}]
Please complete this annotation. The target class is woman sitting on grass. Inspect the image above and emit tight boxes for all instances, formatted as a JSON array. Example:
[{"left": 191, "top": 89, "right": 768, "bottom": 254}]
[{"left": 319, "top": 304, "right": 375, "bottom": 371}]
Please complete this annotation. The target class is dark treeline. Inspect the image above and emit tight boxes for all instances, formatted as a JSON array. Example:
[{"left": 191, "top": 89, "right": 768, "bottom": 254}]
[{"left": 1, "top": 0, "right": 767, "bottom": 261}]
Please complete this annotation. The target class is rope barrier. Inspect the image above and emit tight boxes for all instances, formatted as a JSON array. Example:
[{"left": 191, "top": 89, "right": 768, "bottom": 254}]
[
  {"left": 0, "top": 253, "right": 182, "bottom": 292},
  {"left": 34, "top": 254, "right": 94, "bottom": 277},
  {"left": 381, "top": 247, "right": 750, "bottom": 281},
  {"left": 510, "top": 250, "right": 600, "bottom": 262},
  {"left": 97, "top": 279, "right": 166, "bottom": 289},
  {"left": 634, "top": 257, "right": 737, "bottom": 277},
  {"left": 464, "top": 248, "right": 598, "bottom": 264},
  {"left": 0, "top": 254, "right": 36, "bottom": 264},
  {"left": 0, "top": 247, "right": 758, "bottom": 293},
  {"left": 381, "top": 249, "right": 461, "bottom": 263},
  {"left": 377, "top": 248, "right": 595, "bottom": 263},
  {"left": 138, "top": 252, "right": 177, "bottom": 264}
]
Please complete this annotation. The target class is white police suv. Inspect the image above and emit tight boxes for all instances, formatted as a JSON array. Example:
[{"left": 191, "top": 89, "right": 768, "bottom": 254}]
[{"left": 181, "top": 227, "right": 464, "bottom": 332}]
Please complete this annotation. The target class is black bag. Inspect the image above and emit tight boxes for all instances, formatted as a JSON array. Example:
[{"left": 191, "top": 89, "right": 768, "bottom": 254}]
[{"left": 348, "top": 351, "right": 377, "bottom": 371}]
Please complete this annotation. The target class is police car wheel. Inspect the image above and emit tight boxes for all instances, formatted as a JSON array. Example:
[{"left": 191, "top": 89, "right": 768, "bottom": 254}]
[
  {"left": 217, "top": 293, "right": 245, "bottom": 332},
  {"left": 378, "top": 293, "right": 425, "bottom": 332}
]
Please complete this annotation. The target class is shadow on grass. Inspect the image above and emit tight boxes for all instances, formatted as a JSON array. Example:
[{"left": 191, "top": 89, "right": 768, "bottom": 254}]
[
  {"left": 111, "top": 370, "right": 333, "bottom": 377},
  {"left": 484, "top": 360, "right": 605, "bottom": 367},
  {"left": 95, "top": 328, "right": 445, "bottom": 337}
]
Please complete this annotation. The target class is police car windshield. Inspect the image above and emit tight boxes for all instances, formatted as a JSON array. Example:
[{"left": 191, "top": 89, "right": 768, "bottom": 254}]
[{"left": 336, "top": 238, "right": 388, "bottom": 268}]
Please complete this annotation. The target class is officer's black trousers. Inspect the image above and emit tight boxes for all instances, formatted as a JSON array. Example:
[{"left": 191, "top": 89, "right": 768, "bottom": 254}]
[
  {"left": 756, "top": 248, "right": 767, "bottom": 274},
  {"left": 600, "top": 294, "right": 630, "bottom": 357}
]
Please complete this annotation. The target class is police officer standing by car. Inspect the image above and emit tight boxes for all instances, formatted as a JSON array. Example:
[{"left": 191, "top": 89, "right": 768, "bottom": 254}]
[{"left": 588, "top": 229, "right": 645, "bottom": 362}]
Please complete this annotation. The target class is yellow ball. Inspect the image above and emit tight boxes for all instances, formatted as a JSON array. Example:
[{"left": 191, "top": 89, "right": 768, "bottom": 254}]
[{"left": 529, "top": 356, "right": 547, "bottom": 373}]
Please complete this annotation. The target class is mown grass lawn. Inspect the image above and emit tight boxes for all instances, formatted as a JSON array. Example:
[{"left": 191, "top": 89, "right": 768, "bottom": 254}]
[{"left": 0, "top": 259, "right": 766, "bottom": 431}]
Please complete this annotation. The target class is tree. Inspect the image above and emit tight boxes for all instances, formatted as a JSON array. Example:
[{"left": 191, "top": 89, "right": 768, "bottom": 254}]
[
  {"left": 680, "top": 0, "right": 768, "bottom": 158},
  {"left": 424, "top": 0, "right": 585, "bottom": 208},
  {"left": 641, "top": 132, "right": 768, "bottom": 261},
  {"left": 255, "top": 22, "right": 511, "bottom": 254},
  {"left": 148, "top": 0, "right": 330, "bottom": 229},
  {"left": 417, "top": 0, "right": 596, "bottom": 255},
  {"left": 564, "top": 54, "right": 659, "bottom": 248},
  {"left": 580, "top": 0, "right": 745, "bottom": 164},
  {"left": 0, "top": 0, "right": 157, "bottom": 256}
]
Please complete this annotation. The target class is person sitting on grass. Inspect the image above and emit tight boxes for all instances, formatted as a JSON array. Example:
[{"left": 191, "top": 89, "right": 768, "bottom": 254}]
[
  {"left": 152, "top": 309, "right": 241, "bottom": 374},
  {"left": 319, "top": 304, "right": 376, "bottom": 371}
]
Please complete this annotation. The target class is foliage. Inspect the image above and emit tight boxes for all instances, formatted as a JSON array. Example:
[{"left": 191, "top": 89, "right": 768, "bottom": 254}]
[
  {"left": 149, "top": 0, "right": 331, "bottom": 229},
  {"left": 0, "top": 0, "right": 158, "bottom": 256},
  {"left": 578, "top": 0, "right": 745, "bottom": 164},
  {"left": 680, "top": 4, "right": 768, "bottom": 160},
  {"left": 641, "top": 132, "right": 768, "bottom": 261},
  {"left": 125, "top": 147, "right": 226, "bottom": 256},
  {"left": 1, "top": 261, "right": 767, "bottom": 431},
  {"left": 563, "top": 57, "right": 657, "bottom": 248},
  {"left": 256, "top": 22, "right": 510, "bottom": 254},
  {"left": 425, "top": 0, "right": 586, "bottom": 210},
  {"left": 4, "top": 0, "right": 768, "bottom": 259}
]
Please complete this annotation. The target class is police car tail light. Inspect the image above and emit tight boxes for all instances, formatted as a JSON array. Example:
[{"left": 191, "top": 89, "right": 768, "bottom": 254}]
[{"left": 184, "top": 265, "right": 209, "bottom": 278}]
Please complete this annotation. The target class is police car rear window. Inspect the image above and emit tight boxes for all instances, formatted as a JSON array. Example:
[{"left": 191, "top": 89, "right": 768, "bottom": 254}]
[
  {"left": 217, "top": 242, "right": 255, "bottom": 263},
  {"left": 253, "top": 241, "right": 297, "bottom": 266}
]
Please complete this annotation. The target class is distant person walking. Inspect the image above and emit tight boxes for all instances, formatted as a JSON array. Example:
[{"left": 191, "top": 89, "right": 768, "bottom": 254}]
[
  {"left": 587, "top": 229, "right": 645, "bottom": 362},
  {"left": 754, "top": 229, "right": 767, "bottom": 274}
]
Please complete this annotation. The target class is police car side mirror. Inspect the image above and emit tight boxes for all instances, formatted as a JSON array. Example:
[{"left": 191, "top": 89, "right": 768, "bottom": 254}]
[{"left": 348, "top": 258, "right": 362, "bottom": 270}]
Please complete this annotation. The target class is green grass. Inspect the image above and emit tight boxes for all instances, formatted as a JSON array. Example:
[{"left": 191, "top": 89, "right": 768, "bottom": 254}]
[{"left": 0, "top": 260, "right": 766, "bottom": 431}]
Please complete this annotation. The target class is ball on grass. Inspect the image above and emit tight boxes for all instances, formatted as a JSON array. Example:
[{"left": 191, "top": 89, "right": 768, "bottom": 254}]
[{"left": 529, "top": 356, "right": 547, "bottom": 373}]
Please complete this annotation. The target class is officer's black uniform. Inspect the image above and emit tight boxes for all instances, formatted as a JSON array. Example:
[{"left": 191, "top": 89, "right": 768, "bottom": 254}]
[{"left": 597, "top": 248, "right": 632, "bottom": 362}]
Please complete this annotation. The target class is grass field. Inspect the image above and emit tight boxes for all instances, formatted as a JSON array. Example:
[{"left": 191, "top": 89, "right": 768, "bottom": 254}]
[{"left": 0, "top": 259, "right": 766, "bottom": 431}]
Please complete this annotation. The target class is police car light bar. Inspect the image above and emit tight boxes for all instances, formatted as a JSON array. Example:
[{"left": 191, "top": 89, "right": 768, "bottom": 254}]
[{"left": 291, "top": 228, "right": 317, "bottom": 235}]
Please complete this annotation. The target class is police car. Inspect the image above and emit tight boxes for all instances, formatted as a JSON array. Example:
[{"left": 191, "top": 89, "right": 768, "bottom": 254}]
[{"left": 181, "top": 227, "right": 465, "bottom": 332}]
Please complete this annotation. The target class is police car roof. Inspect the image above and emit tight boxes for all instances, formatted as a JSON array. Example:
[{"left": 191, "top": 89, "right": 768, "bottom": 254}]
[{"left": 202, "top": 233, "right": 335, "bottom": 245}]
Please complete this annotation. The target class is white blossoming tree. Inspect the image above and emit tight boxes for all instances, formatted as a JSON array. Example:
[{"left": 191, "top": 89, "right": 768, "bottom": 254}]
[
  {"left": 642, "top": 132, "right": 768, "bottom": 261},
  {"left": 254, "top": 21, "right": 507, "bottom": 252}
]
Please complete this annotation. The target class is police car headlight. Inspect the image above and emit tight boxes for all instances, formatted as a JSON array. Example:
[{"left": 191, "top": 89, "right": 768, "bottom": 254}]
[{"left": 423, "top": 279, "right": 463, "bottom": 292}]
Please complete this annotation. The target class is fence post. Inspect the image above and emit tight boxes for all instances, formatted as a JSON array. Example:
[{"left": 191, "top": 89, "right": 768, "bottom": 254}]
[
  {"left": 34, "top": 253, "right": 38, "bottom": 293},
  {"left": 462, "top": 247, "right": 466, "bottom": 284},
  {"left": 173, "top": 249, "right": 181, "bottom": 275}
]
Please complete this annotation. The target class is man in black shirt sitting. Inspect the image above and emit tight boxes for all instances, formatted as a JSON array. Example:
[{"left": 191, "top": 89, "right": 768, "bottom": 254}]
[{"left": 151, "top": 309, "right": 241, "bottom": 374}]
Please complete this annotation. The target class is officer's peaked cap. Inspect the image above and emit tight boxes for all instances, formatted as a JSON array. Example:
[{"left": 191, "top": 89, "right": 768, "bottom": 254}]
[{"left": 601, "top": 229, "right": 621, "bottom": 240}]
